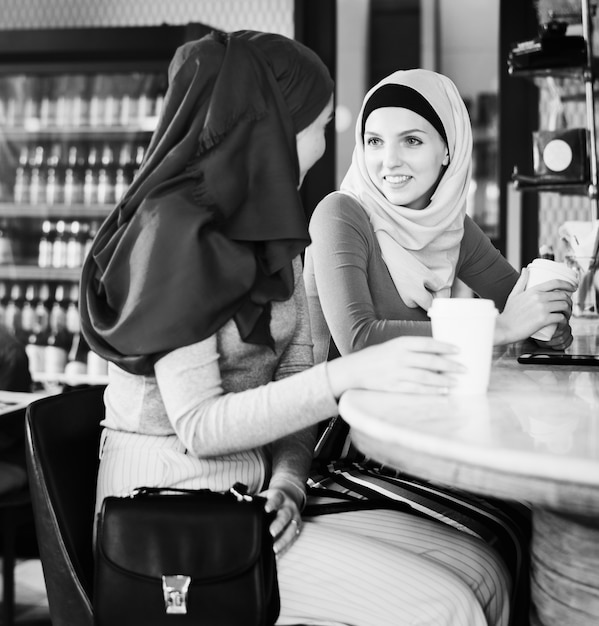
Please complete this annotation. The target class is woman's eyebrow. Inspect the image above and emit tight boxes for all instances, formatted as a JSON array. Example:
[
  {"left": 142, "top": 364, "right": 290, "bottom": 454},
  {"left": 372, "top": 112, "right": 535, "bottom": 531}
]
[{"left": 364, "top": 128, "right": 428, "bottom": 136}]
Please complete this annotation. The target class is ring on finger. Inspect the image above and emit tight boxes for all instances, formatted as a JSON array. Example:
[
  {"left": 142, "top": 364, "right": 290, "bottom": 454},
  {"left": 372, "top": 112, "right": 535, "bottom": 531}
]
[{"left": 290, "top": 519, "right": 301, "bottom": 536}]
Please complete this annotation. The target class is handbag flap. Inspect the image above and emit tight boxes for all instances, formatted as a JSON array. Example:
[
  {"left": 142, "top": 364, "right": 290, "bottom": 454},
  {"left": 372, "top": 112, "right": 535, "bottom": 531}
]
[{"left": 97, "top": 492, "right": 270, "bottom": 581}]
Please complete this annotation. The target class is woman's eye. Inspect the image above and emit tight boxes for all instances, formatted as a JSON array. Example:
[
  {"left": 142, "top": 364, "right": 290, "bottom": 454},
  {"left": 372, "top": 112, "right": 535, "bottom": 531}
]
[
  {"left": 366, "top": 137, "right": 381, "bottom": 147},
  {"left": 405, "top": 136, "right": 423, "bottom": 146}
]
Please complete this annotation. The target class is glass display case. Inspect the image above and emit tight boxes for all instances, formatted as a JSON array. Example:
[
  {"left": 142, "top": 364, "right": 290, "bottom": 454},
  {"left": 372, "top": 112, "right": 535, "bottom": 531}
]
[{"left": 0, "top": 24, "right": 211, "bottom": 389}]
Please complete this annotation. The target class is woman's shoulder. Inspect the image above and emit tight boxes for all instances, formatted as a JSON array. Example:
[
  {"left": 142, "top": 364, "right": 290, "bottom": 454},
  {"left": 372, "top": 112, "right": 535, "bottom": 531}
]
[{"left": 310, "top": 191, "right": 371, "bottom": 234}]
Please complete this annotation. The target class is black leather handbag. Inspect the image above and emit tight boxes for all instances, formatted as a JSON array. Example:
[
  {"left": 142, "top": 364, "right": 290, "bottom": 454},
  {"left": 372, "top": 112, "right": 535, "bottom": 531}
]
[{"left": 94, "top": 483, "right": 279, "bottom": 626}]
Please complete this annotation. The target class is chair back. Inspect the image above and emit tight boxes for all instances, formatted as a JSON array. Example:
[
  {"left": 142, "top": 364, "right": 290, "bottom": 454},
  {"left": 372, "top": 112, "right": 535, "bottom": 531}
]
[{"left": 25, "top": 385, "right": 105, "bottom": 626}]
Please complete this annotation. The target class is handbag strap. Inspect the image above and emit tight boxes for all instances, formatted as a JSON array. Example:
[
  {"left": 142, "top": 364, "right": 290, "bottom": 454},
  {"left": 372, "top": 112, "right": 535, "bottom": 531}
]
[
  {"left": 303, "top": 485, "right": 421, "bottom": 518},
  {"left": 129, "top": 483, "right": 260, "bottom": 503}
]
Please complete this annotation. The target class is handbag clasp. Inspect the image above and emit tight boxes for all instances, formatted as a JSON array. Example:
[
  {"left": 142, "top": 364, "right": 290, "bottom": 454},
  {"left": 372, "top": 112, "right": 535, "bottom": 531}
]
[{"left": 162, "top": 575, "right": 191, "bottom": 614}]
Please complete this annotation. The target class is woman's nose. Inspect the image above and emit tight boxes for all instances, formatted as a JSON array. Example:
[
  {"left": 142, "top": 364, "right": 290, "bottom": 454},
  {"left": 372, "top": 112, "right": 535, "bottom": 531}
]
[{"left": 383, "top": 146, "right": 402, "bottom": 167}]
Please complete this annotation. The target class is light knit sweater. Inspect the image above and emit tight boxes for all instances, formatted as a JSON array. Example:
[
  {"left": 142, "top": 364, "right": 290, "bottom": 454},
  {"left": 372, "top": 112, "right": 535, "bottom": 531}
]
[{"left": 102, "top": 256, "right": 339, "bottom": 459}]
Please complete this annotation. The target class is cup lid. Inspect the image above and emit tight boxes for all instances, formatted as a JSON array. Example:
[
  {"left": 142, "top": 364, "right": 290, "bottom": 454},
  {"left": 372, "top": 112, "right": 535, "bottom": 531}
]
[
  {"left": 428, "top": 297, "right": 498, "bottom": 317},
  {"left": 527, "top": 258, "right": 579, "bottom": 283}
]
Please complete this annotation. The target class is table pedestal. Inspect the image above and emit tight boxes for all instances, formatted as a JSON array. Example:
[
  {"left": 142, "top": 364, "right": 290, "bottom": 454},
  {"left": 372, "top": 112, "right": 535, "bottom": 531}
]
[{"left": 531, "top": 509, "right": 599, "bottom": 625}]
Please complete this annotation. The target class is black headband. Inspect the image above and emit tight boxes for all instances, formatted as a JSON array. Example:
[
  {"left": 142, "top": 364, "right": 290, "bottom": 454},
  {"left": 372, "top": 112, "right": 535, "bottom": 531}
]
[{"left": 361, "top": 83, "right": 447, "bottom": 145}]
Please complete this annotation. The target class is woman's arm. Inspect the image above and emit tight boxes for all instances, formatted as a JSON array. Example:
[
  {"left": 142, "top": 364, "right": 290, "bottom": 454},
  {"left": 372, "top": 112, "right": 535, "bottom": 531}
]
[
  {"left": 458, "top": 217, "right": 574, "bottom": 347},
  {"left": 268, "top": 266, "right": 318, "bottom": 511},
  {"left": 456, "top": 216, "right": 519, "bottom": 310},
  {"left": 307, "top": 194, "right": 430, "bottom": 356}
]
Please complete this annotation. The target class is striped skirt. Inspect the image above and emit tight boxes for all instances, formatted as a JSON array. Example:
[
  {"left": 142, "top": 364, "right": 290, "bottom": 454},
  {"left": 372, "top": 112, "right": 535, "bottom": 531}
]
[{"left": 309, "top": 416, "right": 532, "bottom": 626}]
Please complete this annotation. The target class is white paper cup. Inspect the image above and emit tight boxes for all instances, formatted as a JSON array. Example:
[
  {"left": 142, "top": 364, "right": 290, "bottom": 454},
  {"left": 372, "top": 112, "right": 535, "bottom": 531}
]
[
  {"left": 428, "top": 298, "right": 498, "bottom": 395},
  {"left": 526, "top": 258, "right": 579, "bottom": 341}
]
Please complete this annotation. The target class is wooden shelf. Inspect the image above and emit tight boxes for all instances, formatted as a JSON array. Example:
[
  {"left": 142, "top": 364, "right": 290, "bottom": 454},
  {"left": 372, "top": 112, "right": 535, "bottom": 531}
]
[
  {"left": 512, "top": 174, "right": 592, "bottom": 196},
  {"left": 0, "top": 202, "right": 112, "bottom": 218},
  {"left": 0, "top": 123, "right": 156, "bottom": 140},
  {"left": 0, "top": 265, "right": 81, "bottom": 281}
]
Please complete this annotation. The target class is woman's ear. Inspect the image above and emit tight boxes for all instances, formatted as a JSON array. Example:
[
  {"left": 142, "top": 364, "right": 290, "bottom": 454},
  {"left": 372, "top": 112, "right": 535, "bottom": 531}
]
[{"left": 442, "top": 152, "right": 450, "bottom": 166}]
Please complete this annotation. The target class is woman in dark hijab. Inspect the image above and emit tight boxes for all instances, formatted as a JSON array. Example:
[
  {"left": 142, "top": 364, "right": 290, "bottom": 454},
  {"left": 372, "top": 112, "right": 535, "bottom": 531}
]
[{"left": 81, "top": 30, "right": 510, "bottom": 625}]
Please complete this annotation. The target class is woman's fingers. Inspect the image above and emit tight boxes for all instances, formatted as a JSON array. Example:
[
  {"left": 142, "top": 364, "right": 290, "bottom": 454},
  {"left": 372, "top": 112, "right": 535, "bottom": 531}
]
[{"left": 261, "top": 488, "right": 302, "bottom": 557}]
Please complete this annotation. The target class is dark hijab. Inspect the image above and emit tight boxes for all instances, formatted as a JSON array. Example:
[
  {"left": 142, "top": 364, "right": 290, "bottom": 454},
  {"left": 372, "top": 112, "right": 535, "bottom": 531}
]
[{"left": 79, "top": 30, "right": 334, "bottom": 375}]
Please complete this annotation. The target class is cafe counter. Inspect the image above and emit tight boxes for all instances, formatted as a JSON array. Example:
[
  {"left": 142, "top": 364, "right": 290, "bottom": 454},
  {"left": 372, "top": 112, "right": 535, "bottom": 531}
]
[{"left": 339, "top": 317, "right": 599, "bottom": 626}]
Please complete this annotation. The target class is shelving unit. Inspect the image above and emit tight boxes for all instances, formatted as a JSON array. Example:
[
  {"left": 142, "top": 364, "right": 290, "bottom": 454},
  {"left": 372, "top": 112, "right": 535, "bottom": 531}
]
[
  {"left": 0, "top": 23, "right": 212, "bottom": 389},
  {"left": 508, "top": 0, "right": 599, "bottom": 249}
]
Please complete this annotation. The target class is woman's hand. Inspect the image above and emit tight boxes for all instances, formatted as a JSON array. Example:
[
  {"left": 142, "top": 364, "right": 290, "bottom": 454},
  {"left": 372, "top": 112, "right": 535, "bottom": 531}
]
[
  {"left": 326, "top": 336, "right": 464, "bottom": 399},
  {"left": 260, "top": 486, "right": 303, "bottom": 558},
  {"left": 532, "top": 319, "right": 574, "bottom": 350},
  {"left": 494, "top": 268, "right": 575, "bottom": 345}
]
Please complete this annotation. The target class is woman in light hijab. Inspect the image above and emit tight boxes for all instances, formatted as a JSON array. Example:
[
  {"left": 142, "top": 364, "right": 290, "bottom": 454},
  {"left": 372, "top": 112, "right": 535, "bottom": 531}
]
[
  {"left": 305, "top": 69, "right": 574, "bottom": 361},
  {"left": 81, "top": 35, "right": 510, "bottom": 626},
  {"left": 304, "top": 68, "right": 573, "bottom": 624}
]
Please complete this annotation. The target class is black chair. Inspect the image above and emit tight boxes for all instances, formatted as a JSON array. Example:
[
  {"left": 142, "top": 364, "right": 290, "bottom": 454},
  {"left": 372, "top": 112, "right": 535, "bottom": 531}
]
[
  {"left": 25, "top": 386, "right": 105, "bottom": 626},
  {"left": 24, "top": 384, "right": 325, "bottom": 626},
  {"left": 1, "top": 405, "right": 41, "bottom": 626},
  {"left": 0, "top": 462, "right": 31, "bottom": 626}
]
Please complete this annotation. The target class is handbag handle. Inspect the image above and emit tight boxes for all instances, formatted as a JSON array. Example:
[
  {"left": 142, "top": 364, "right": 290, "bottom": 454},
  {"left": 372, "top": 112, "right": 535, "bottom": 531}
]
[
  {"left": 304, "top": 485, "right": 423, "bottom": 518},
  {"left": 129, "top": 483, "right": 257, "bottom": 503}
]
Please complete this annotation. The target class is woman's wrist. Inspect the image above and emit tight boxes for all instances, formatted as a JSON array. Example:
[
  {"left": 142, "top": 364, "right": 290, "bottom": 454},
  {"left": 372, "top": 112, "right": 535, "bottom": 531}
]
[
  {"left": 493, "top": 313, "right": 517, "bottom": 346},
  {"left": 325, "top": 355, "right": 356, "bottom": 400},
  {"left": 269, "top": 475, "right": 307, "bottom": 511}
]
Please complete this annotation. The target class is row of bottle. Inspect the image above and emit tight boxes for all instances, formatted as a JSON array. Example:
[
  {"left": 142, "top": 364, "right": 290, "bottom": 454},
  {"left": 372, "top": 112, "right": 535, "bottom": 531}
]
[
  {"left": 0, "top": 92, "right": 165, "bottom": 129},
  {"left": 0, "top": 280, "right": 107, "bottom": 377},
  {"left": 0, "top": 219, "right": 98, "bottom": 268},
  {"left": 38, "top": 220, "right": 98, "bottom": 269},
  {"left": 12, "top": 141, "right": 145, "bottom": 205}
]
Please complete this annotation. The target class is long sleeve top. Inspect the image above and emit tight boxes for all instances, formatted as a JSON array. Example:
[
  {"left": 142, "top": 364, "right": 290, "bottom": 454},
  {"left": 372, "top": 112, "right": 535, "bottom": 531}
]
[
  {"left": 304, "top": 192, "right": 519, "bottom": 359},
  {"left": 102, "top": 257, "right": 338, "bottom": 459}
]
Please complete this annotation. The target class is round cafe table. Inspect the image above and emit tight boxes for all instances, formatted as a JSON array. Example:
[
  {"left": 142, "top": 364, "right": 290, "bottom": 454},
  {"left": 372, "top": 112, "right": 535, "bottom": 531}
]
[{"left": 338, "top": 322, "right": 599, "bottom": 626}]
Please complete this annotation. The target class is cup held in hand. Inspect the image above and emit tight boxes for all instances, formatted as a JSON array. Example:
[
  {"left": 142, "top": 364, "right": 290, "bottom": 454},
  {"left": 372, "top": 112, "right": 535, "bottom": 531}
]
[
  {"left": 525, "top": 258, "right": 579, "bottom": 341},
  {"left": 428, "top": 298, "right": 498, "bottom": 395}
]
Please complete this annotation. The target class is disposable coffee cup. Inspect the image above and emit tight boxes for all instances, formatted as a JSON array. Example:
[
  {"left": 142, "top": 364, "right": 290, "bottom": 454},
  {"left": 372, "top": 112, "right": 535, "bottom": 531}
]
[
  {"left": 526, "top": 258, "right": 579, "bottom": 341},
  {"left": 428, "top": 298, "right": 498, "bottom": 395}
]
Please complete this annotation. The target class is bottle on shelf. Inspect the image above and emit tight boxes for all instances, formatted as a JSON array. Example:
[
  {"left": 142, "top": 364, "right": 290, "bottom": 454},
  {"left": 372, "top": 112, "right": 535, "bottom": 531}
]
[
  {"left": 51, "top": 220, "right": 68, "bottom": 269},
  {"left": 45, "top": 320, "right": 69, "bottom": 375},
  {"left": 13, "top": 145, "right": 30, "bottom": 204},
  {"left": 28, "top": 144, "right": 46, "bottom": 205},
  {"left": 20, "top": 283, "right": 37, "bottom": 340},
  {"left": 84, "top": 221, "right": 99, "bottom": 259},
  {"left": 66, "top": 221, "right": 84, "bottom": 268},
  {"left": 45, "top": 142, "right": 63, "bottom": 205},
  {"left": 88, "top": 95, "right": 103, "bottom": 127},
  {"left": 0, "top": 220, "right": 14, "bottom": 265},
  {"left": 104, "top": 94, "right": 118, "bottom": 127},
  {"left": 44, "top": 283, "right": 71, "bottom": 375},
  {"left": 4, "top": 283, "right": 23, "bottom": 339},
  {"left": 35, "top": 283, "right": 51, "bottom": 332},
  {"left": 25, "top": 329, "right": 46, "bottom": 376},
  {"left": 114, "top": 168, "right": 128, "bottom": 203},
  {"left": 119, "top": 94, "right": 132, "bottom": 126},
  {"left": 38, "top": 220, "right": 54, "bottom": 268},
  {"left": 65, "top": 283, "right": 80, "bottom": 335},
  {"left": 97, "top": 144, "right": 115, "bottom": 204},
  {"left": 83, "top": 145, "right": 99, "bottom": 205},
  {"left": 39, "top": 95, "right": 53, "bottom": 127},
  {"left": 49, "top": 283, "right": 68, "bottom": 334},
  {"left": 23, "top": 93, "right": 40, "bottom": 129},
  {"left": 63, "top": 145, "right": 84, "bottom": 205}
]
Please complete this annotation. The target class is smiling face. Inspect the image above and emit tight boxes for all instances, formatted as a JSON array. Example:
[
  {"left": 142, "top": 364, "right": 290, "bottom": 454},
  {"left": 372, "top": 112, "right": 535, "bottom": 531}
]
[
  {"left": 363, "top": 107, "right": 449, "bottom": 210},
  {"left": 296, "top": 95, "right": 334, "bottom": 186}
]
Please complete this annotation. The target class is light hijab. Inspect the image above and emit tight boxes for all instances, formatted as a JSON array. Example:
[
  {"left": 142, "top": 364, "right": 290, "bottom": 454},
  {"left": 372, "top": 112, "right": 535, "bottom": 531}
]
[
  {"left": 340, "top": 69, "right": 472, "bottom": 310},
  {"left": 80, "top": 30, "right": 334, "bottom": 375}
]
